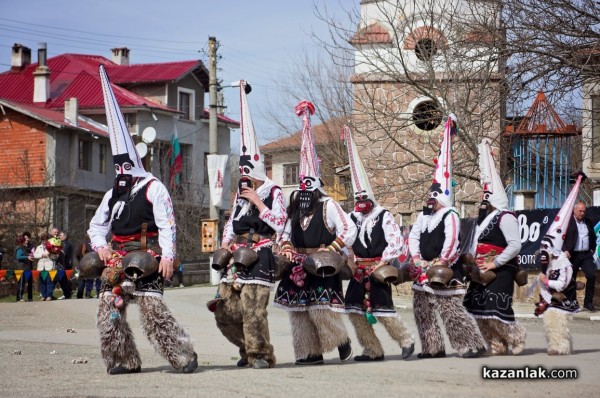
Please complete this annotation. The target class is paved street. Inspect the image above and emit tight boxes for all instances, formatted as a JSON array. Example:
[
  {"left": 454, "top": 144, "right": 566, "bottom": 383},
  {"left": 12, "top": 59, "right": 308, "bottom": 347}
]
[{"left": 0, "top": 285, "right": 598, "bottom": 398}]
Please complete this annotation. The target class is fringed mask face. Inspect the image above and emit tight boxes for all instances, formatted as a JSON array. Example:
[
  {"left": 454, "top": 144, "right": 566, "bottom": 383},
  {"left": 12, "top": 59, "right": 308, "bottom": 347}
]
[
  {"left": 298, "top": 190, "right": 314, "bottom": 210},
  {"left": 113, "top": 153, "right": 135, "bottom": 176},
  {"left": 238, "top": 176, "right": 253, "bottom": 192},
  {"left": 239, "top": 154, "right": 255, "bottom": 178},
  {"left": 114, "top": 174, "right": 133, "bottom": 196},
  {"left": 477, "top": 191, "right": 492, "bottom": 223},
  {"left": 299, "top": 176, "right": 318, "bottom": 192},
  {"left": 354, "top": 192, "right": 374, "bottom": 214}
]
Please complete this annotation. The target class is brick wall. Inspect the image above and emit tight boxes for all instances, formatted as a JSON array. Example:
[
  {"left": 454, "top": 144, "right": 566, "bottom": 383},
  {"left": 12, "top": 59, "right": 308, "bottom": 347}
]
[{"left": 0, "top": 109, "right": 47, "bottom": 187}]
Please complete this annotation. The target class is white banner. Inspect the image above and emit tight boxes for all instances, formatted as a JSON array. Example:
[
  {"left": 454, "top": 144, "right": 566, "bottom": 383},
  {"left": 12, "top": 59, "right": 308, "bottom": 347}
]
[{"left": 207, "top": 154, "right": 228, "bottom": 207}]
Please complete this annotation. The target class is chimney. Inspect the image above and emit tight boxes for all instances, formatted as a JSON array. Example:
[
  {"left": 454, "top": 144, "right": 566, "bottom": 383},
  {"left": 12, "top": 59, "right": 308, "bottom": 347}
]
[
  {"left": 111, "top": 47, "right": 130, "bottom": 66},
  {"left": 33, "top": 43, "right": 50, "bottom": 103},
  {"left": 11, "top": 43, "right": 31, "bottom": 70},
  {"left": 64, "top": 98, "right": 79, "bottom": 126}
]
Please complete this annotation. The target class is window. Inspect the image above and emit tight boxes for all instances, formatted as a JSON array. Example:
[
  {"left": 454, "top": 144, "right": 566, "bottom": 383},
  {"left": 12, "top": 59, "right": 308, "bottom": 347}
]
[
  {"left": 593, "top": 96, "right": 600, "bottom": 162},
  {"left": 99, "top": 143, "right": 107, "bottom": 174},
  {"left": 283, "top": 163, "right": 299, "bottom": 186},
  {"left": 55, "top": 196, "right": 68, "bottom": 231},
  {"left": 412, "top": 100, "right": 443, "bottom": 131},
  {"left": 78, "top": 139, "right": 92, "bottom": 171},
  {"left": 178, "top": 88, "right": 195, "bottom": 120},
  {"left": 415, "top": 38, "right": 437, "bottom": 61}
]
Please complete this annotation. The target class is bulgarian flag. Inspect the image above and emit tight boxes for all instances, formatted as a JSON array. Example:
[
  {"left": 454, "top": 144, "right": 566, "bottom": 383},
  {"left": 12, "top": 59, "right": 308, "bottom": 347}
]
[{"left": 169, "top": 123, "right": 183, "bottom": 188}]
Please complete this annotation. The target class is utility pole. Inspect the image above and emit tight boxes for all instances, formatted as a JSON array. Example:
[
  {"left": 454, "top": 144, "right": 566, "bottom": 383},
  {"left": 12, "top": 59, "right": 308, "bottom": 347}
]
[{"left": 208, "top": 36, "right": 219, "bottom": 220}]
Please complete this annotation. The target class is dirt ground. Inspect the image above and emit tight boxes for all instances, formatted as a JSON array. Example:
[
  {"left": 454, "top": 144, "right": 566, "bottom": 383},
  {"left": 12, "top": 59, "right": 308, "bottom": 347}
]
[{"left": 0, "top": 286, "right": 598, "bottom": 398}]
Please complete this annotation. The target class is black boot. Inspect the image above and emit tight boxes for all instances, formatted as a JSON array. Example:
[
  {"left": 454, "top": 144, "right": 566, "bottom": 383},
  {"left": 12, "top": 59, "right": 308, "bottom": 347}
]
[
  {"left": 295, "top": 354, "right": 324, "bottom": 365},
  {"left": 338, "top": 339, "right": 353, "bottom": 362},
  {"left": 108, "top": 365, "right": 141, "bottom": 375},
  {"left": 182, "top": 352, "right": 198, "bottom": 373}
]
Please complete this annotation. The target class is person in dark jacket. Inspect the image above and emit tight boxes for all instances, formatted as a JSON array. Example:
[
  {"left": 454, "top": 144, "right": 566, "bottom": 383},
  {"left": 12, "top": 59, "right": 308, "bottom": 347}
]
[{"left": 563, "top": 201, "right": 597, "bottom": 312}]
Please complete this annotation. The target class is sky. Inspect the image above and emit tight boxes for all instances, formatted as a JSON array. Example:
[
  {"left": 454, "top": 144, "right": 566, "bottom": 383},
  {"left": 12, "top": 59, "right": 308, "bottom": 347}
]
[{"left": 0, "top": 0, "right": 356, "bottom": 150}]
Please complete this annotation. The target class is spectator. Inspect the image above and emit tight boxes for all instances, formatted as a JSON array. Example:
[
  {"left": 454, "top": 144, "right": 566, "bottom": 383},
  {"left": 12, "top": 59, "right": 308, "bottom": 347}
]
[
  {"left": 563, "top": 201, "right": 597, "bottom": 312},
  {"left": 56, "top": 231, "right": 73, "bottom": 300},
  {"left": 14, "top": 235, "right": 34, "bottom": 302},
  {"left": 75, "top": 235, "right": 101, "bottom": 299},
  {"left": 34, "top": 233, "right": 56, "bottom": 301}
]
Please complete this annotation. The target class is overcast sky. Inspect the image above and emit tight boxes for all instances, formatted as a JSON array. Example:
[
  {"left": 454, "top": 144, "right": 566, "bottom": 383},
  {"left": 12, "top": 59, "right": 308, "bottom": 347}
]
[{"left": 0, "top": 0, "right": 356, "bottom": 150}]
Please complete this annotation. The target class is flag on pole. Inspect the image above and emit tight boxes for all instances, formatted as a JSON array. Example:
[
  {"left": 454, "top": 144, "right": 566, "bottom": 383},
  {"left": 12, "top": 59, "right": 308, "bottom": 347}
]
[
  {"left": 207, "top": 154, "right": 228, "bottom": 207},
  {"left": 170, "top": 123, "right": 183, "bottom": 188}
]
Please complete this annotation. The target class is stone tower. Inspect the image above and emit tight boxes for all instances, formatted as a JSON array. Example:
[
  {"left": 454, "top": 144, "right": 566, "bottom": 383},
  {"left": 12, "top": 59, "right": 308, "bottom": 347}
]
[{"left": 350, "top": 0, "right": 505, "bottom": 224}]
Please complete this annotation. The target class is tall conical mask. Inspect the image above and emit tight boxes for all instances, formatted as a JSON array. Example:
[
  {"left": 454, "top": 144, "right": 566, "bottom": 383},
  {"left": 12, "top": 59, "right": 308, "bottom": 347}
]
[
  {"left": 342, "top": 125, "right": 375, "bottom": 213},
  {"left": 427, "top": 114, "right": 457, "bottom": 208},
  {"left": 295, "top": 100, "right": 323, "bottom": 209},
  {"left": 540, "top": 173, "right": 586, "bottom": 256},
  {"left": 478, "top": 138, "right": 509, "bottom": 210},
  {"left": 98, "top": 65, "right": 146, "bottom": 178},
  {"left": 238, "top": 80, "right": 266, "bottom": 183}
]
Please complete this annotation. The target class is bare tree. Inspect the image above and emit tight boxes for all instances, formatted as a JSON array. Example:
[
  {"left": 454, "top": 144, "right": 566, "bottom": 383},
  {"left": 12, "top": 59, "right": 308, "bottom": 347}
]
[{"left": 305, "top": 0, "right": 511, "bottom": 215}]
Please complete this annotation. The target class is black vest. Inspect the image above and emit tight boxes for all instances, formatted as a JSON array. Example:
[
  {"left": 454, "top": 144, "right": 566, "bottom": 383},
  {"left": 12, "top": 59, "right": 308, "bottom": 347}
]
[
  {"left": 231, "top": 186, "right": 279, "bottom": 236},
  {"left": 291, "top": 201, "right": 336, "bottom": 249},
  {"left": 351, "top": 210, "right": 387, "bottom": 258},
  {"left": 111, "top": 181, "right": 158, "bottom": 236},
  {"left": 419, "top": 210, "right": 456, "bottom": 261}
]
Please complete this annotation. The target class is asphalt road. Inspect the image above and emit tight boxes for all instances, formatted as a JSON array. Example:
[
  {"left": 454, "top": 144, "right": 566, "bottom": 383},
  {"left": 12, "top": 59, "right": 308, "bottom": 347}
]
[{"left": 0, "top": 285, "right": 598, "bottom": 398}]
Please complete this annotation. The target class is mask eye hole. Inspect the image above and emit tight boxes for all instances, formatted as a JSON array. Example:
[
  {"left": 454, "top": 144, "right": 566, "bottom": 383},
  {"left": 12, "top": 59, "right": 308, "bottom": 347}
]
[
  {"left": 114, "top": 165, "right": 120, "bottom": 172},
  {"left": 124, "top": 163, "right": 132, "bottom": 170},
  {"left": 432, "top": 192, "right": 438, "bottom": 198}
]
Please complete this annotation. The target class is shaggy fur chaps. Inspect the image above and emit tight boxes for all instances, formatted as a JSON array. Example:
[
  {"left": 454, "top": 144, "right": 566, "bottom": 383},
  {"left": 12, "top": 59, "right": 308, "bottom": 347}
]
[
  {"left": 289, "top": 309, "right": 349, "bottom": 360},
  {"left": 349, "top": 313, "right": 415, "bottom": 358},
  {"left": 97, "top": 295, "right": 196, "bottom": 372},
  {"left": 543, "top": 310, "right": 572, "bottom": 355},
  {"left": 476, "top": 318, "right": 527, "bottom": 355},
  {"left": 214, "top": 283, "right": 276, "bottom": 367},
  {"left": 413, "top": 290, "right": 486, "bottom": 356}
]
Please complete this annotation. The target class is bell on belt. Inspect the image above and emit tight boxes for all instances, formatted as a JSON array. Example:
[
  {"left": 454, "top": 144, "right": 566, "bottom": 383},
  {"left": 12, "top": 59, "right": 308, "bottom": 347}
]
[
  {"left": 123, "top": 251, "right": 159, "bottom": 280},
  {"left": 233, "top": 246, "right": 258, "bottom": 268},
  {"left": 273, "top": 254, "right": 292, "bottom": 281},
  {"left": 426, "top": 265, "right": 453, "bottom": 287},
  {"left": 372, "top": 265, "right": 399, "bottom": 285},
  {"left": 303, "top": 251, "right": 345, "bottom": 277},
  {"left": 514, "top": 270, "right": 528, "bottom": 286},
  {"left": 212, "top": 248, "right": 233, "bottom": 270},
  {"left": 79, "top": 252, "right": 105, "bottom": 279}
]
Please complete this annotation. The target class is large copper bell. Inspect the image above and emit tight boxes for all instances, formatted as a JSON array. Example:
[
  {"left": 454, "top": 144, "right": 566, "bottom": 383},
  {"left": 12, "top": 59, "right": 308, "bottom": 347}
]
[
  {"left": 470, "top": 267, "right": 497, "bottom": 286},
  {"left": 514, "top": 270, "right": 528, "bottom": 286},
  {"left": 551, "top": 290, "right": 566, "bottom": 302},
  {"left": 394, "top": 262, "right": 412, "bottom": 285},
  {"left": 79, "top": 252, "right": 105, "bottom": 279},
  {"left": 426, "top": 265, "right": 453, "bottom": 287},
  {"left": 123, "top": 251, "right": 159, "bottom": 280},
  {"left": 339, "top": 263, "right": 353, "bottom": 280},
  {"left": 372, "top": 265, "right": 399, "bottom": 285},
  {"left": 233, "top": 246, "right": 258, "bottom": 268},
  {"left": 303, "top": 251, "right": 345, "bottom": 277},
  {"left": 212, "top": 248, "right": 233, "bottom": 271},
  {"left": 273, "top": 254, "right": 292, "bottom": 281}
]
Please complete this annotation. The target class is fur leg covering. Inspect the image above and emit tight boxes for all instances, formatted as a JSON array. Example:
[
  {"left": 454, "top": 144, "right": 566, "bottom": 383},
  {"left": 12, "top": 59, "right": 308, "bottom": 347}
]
[
  {"left": 544, "top": 310, "right": 572, "bottom": 355},
  {"left": 214, "top": 284, "right": 247, "bottom": 361},
  {"left": 476, "top": 319, "right": 506, "bottom": 354},
  {"left": 96, "top": 295, "right": 141, "bottom": 372},
  {"left": 138, "top": 296, "right": 196, "bottom": 369},
  {"left": 349, "top": 313, "right": 384, "bottom": 358},
  {"left": 379, "top": 314, "right": 415, "bottom": 348},
  {"left": 436, "top": 294, "right": 486, "bottom": 355},
  {"left": 240, "top": 284, "right": 276, "bottom": 367},
  {"left": 308, "top": 309, "right": 350, "bottom": 353},
  {"left": 413, "top": 290, "right": 445, "bottom": 355},
  {"left": 289, "top": 311, "right": 322, "bottom": 359}
]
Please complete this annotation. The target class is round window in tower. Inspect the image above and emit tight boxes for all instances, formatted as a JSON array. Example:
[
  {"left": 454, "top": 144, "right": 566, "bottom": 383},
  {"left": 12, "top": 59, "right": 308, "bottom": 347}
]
[
  {"left": 412, "top": 100, "right": 443, "bottom": 131},
  {"left": 415, "top": 38, "right": 437, "bottom": 61}
]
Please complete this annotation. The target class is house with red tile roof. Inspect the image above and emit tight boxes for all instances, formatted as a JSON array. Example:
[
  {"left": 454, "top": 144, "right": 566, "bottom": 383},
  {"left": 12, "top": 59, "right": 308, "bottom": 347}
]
[
  {"left": 260, "top": 117, "right": 351, "bottom": 209},
  {"left": 0, "top": 43, "right": 238, "bottom": 248}
]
